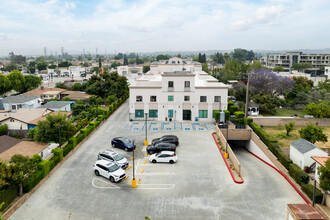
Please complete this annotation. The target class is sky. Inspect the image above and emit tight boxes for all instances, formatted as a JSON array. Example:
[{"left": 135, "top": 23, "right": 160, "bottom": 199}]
[{"left": 0, "top": 0, "right": 329, "bottom": 56}]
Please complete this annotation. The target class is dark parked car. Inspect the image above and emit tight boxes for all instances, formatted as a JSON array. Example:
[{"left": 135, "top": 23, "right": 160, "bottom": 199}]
[
  {"left": 152, "top": 135, "right": 179, "bottom": 146},
  {"left": 147, "top": 143, "right": 176, "bottom": 155},
  {"left": 111, "top": 137, "right": 136, "bottom": 151}
]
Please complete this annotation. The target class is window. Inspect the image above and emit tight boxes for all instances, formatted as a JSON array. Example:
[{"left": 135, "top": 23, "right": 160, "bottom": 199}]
[
  {"left": 184, "top": 96, "right": 190, "bottom": 101},
  {"left": 184, "top": 81, "right": 190, "bottom": 88},
  {"left": 135, "top": 110, "right": 144, "bottom": 118},
  {"left": 214, "top": 96, "right": 221, "bottom": 102},
  {"left": 168, "top": 96, "right": 174, "bottom": 101},
  {"left": 17, "top": 104, "right": 22, "bottom": 109},
  {"left": 200, "top": 96, "right": 207, "bottom": 102},
  {"left": 136, "top": 96, "right": 143, "bottom": 102},
  {"left": 150, "top": 96, "right": 157, "bottom": 102},
  {"left": 199, "top": 110, "right": 208, "bottom": 118},
  {"left": 149, "top": 110, "right": 158, "bottom": 118},
  {"left": 12, "top": 105, "right": 16, "bottom": 110},
  {"left": 168, "top": 81, "right": 174, "bottom": 88},
  {"left": 168, "top": 110, "right": 173, "bottom": 118},
  {"left": 10, "top": 119, "right": 15, "bottom": 122}
]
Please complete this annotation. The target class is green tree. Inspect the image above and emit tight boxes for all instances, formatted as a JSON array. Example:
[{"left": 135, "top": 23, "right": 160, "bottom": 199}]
[
  {"left": 273, "top": 66, "right": 284, "bottom": 72},
  {"left": 7, "top": 70, "right": 25, "bottom": 93},
  {"left": 9, "top": 154, "right": 37, "bottom": 196},
  {"left": 318, "top": 159, "right": 330, "bottom": 193},
  {"left": 4, "top": 62, "right": 18, "bottom": 72},
  {"left": 292, "top": 63, "right": 313, "bottom": 73},
  {"left": 299, "top": 124, "right": 328, "bottom": 144},
  {"left": 72, "top": 83, "right": 82, "bottom": 91},
  {"left": 123, "top": 54, "right": 128, "bottom": 65},
  {"left": 0, "top": 160, "right": 11, "bottom": 188},
  {"left": 106, "top": 95, "right": 116, "bottom": 105},
  {"left": 304, "top": 101, "right": 330, "bottom": 118},
  {"left": 12, "top": 55, "right": 26, "bottom": 65},
  {"left": 202, "top": 63, "right": 209, "bottom": 73},
  {"left": 34, "top": 114, "right": 76, "bottom": 143},
  {"left": 36, "top": 62, "right": 48, "bottom": 71},
  {"left": 111, "top": 62, "right": 121, "bottom": 68},
  {"left": 89, "top": 95, "right": 98, "bottom": 105},
  {"left": 156, "top": 54, "right": 170, "bottom": 61},
  {"left": 58, "top": 61, "right": 72, "bottom": 68},
  {"left": 27, "top": 61, "right": 36, "bottom": 74},
  {"left": 22, "top": 75, "right": 42, "bottom": 93},
  {"left": 143, "top": 65, "right": 150, "bottom": 73},
  {"left": 48, "top": 64, "right": 57, "bottom": 69},
  {"left": 285, "top": 122, "right": 295, "bottom": 136},
  {"left": 0, "top": 74, "right": 12, "bottom": 96},
  {"left": 135, "top": 54, "right": 140, "bottom": 64},
  {"left": 96, "top": 97, "right": 103, "bottom": 105},
  {"left": 55, "top": 82, "right": 67, "bottom": 89}
]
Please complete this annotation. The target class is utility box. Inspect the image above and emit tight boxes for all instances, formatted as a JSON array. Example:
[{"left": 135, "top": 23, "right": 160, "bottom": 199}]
[{"left": 220, "top": 111, "right": 225, "bottom": 123}]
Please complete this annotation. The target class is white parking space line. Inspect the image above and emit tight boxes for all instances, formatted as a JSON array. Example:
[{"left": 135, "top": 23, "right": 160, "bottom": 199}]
[
  {"left": 92, "top": 177, "right": 120, "bottom": 189},
  {"left": 137, "top": 184, "right": 175, "bottom": 190}
]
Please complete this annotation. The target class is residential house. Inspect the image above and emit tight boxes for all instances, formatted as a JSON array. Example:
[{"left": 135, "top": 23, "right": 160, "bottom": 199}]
[
  {"left": 41, "top": 91, "right": 62, "bottom": 103},
  {"left": 2, "top": 95, "right": 41, "bottom": 111},
  {"left": 27, "top": 111, "right": 72, "bottom": 129},
  {"left": 0, "top": 135, "right": 59, "bottom": 160},
  {"left": 40, "top": 101, "right": 74, "bottom": 112},
  {"left": 311, "top": 156, "right": 330, "bottom": 184},
  {"left": 247, "top": 101, "right": 259, "bottom": 116},
  {"left": 60, "top": 91, "right": 91, "bottom": 101},
  {"left": 22, "top": 87, "right": 67, "bottom": 102},
  {"left": 129, "top": 57, "right": 229, "bottom": 121},
  {"left": 290, "top": 138, "right": 328, "bottom": 169},
  {"left": 0, "top": 99, "right": 4, "bottom": 110}
]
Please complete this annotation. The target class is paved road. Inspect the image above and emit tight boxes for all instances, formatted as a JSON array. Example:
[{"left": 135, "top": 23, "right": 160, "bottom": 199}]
[{"left": 10, "top": 101, "right": 304, "bottom": 220}]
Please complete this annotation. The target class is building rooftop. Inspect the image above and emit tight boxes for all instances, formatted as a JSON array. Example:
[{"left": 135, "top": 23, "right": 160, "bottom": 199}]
[
  {"left": 311, "top": 156, "right": 330, "bottom": 167},
  {"left": 29, "top": 111, "right": 72, "bottom": 125},
  {"left": 42, "top": 91, "right": 62, "bottom": 95},
  {"left": 0, "top": 108, "right": 51, "bottom": 123},
  {"left": 287, "top": 204, "right": 325, "bottom": 219},
  {"left": 0, "top": 141, "right": 48, "bottom": 161},
  {"left": 0, "top": 135, "right": 21, "bottom": 154},
  {"left": 41, "top": 101, "right": 72, "bottom": 109},
  {"left": 2, "top": 95, "right": 40, "bottom": 104},
  {"left": 291, "top": 138, "right": 321, "bottom": 154},
  {"left": 163, "top": 71, "right": 193, "bottom": 75},
  {"left": 60, "top": 91, "right": 91, "bottom": 100},
  {"left": 22, "top": 87, "right": 67, "bottom": 96}
]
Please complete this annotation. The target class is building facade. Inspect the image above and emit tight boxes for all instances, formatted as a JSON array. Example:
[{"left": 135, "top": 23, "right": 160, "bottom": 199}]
[
  {"left": 2, "top": 95, "right": 41, "bottom": 111},
  {"left": 260, "top": 52, "right": 330, "bottom": 71},
  {"left": 129, "top": 57, "right": 229, "bottom": 122}
]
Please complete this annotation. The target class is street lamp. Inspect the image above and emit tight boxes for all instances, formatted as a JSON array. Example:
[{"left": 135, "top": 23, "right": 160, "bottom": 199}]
[
  {"left": 131, "top": 140, "right": 137, "bottom": 188},
  {"left": 144, "top": 113, "right": 148, "bottom": 146},
  {"left": 310, "top": 176, "right": 317, "bottom": 207},
  {"left": 244, "top": 71, "right": 250, "bottom": 120}
]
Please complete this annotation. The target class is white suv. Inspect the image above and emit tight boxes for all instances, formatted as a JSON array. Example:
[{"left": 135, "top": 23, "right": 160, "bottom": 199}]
[
  {"left": 93, "top": 160, "right": 126, "bottom": 182},
  {"left": 98, "top": 150, "right": 129, "bottom": 169},
  {"left": 149, "top": 151, "right": 177, "bottom": 164}
]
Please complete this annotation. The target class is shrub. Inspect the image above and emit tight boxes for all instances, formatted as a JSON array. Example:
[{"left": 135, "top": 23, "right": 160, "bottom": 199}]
[
  {"left": 0, "top": 183, "right": 18, "bottom": 212},
  {"left": 68, "top": 137, "right": 77, "bottom": 148},
  {"left": 278, "top": 151, "right": 292, "bottom": 170},
  {"left": 224, "top": 110, "right": 230, "bottom": 121},
  {"left": 0, "top": 124, "right": 8, "bottom": 136},
  {"left": 97, "top": 115, "right": 104, "bottom": 121},
  {"left": 63, "top": 143, "right": 73, "bottom": 157},
  {"left": 76, "top": 133, "right": 86, "bottom": 144},
  {"left": 50, "top": 155, "right": 60, "bottom": 166},
  {"left": 38, "top": 160, "right": 50, "bottom": 177},
  {"left": 214, "top": 111, "right": 220, "bottom": 122},
  {"left": 86, "top": 125, "right": 94, "bottom": 135},
  {"left": 94, "top": 120, "right": 101, "bottom": 127},
  {"left": 301, "top": 184, "right": 323, "bottom": 203},
  {"left": 229, "top": 105, "right": 239, "bottom": 115},
  {"left": 52, "top": 148, "right": 63, "bottom": 161},
  {"left": 228, "top": 101, "right": 234, "bottom": 111},
  {"left": 49, "top": 159, "right": 55, "bottom": 171},
  {"left": 23, "top": 169, "right": 44, "bottom": 193},
  {"left": 27, "top": 127, "right": 36, "bottom": 138},
  {"left": 80, "top": 128, "right": 87, "bottom": 136},
  {"left": 289, "top": 164, "right": 309, "bottom": 185},
  {"left": 234, "top": 111, "right": 245, "bottom": 119},
  {"left": 246, "top": 118, "right": 253, "bottom": 125}
]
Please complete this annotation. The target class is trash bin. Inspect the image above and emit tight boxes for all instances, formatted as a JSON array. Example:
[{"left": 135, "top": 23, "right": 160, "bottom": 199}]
[{"left": 195, "top": 117, "right": 198, "bottom": 122}]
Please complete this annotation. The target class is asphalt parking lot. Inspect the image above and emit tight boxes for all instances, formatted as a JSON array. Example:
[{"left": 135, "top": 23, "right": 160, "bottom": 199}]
[{"left": 10, "top": 101, "right": 304, "bottom": 220}]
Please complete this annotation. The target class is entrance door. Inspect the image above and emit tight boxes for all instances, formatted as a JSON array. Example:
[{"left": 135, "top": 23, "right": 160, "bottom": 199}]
[{"left": 183, "top": 110, "right": 191, "bottom": 121}]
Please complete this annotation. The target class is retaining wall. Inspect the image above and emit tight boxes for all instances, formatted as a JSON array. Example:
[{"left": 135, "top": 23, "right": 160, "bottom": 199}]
[{"left": 252, "top": 117, "right": 330, "bottom": 127}]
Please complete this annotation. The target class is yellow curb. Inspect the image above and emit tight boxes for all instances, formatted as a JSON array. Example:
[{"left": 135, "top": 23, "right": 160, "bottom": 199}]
[
  {"left": 144, "top": 160, "right": 146, "bottom": 164},
  {"left": 141, "top": 168, "right": 144, "bottom": 173},
  {"left": 138, "top": 179, "right": 141, "bottom": 184},
  {"left": 129, "top": 156, "right": 135, "bottom": 160},
  {"left": 134, "top": 148, "right": 138, "bottom": 152},
  {"left": 126, "top": 165, "right": 132, "bottom": 170},
  {"left": 146, "top": 153, "right": 148, "bottom": 157},
  {"left": 122, "top": 176, "right": 128, "bottom": 181}
]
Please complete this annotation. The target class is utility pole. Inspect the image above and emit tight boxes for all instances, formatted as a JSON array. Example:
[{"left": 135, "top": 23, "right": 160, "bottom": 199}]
[
  {"left": 44, "top": 47, "right": 47, "bottom": 57},
  {"left": 131, "top": 140, "right": 137, "bottom": 188},
  {"left": 245, "top": 71, "right": 250, "bottom": 119},
  {"left": 145, "top": 113, "right": 148, "bottom": 146}
]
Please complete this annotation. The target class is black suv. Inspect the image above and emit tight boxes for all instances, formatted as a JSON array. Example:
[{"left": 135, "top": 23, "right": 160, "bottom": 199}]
[
  {"left": 147, "top": 143, "right": 176, "bottom": 155},
  {"left": 152, "top": 135, "right": 179, "bottom": 146}
]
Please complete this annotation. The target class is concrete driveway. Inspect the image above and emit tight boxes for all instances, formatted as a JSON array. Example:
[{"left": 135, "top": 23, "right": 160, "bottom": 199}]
[{"left": 10, "top": 101, "right": 304, "bottom": 220}]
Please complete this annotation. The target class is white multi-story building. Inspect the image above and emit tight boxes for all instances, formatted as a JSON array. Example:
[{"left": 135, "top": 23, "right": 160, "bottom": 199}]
[
  {"left": 260, "top": 52, "right": 330, "bottom": 71},
  {"left": 129, "top": 57, "right": 229, "bottom": 122}
]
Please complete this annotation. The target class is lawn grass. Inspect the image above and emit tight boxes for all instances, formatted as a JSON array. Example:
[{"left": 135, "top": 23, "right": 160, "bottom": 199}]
[
  {"left": 262, "top": 109, "right": 306, "bottom": 118},
  {"left": 263, "top": 126, "right": 330, "bottom": 150}
]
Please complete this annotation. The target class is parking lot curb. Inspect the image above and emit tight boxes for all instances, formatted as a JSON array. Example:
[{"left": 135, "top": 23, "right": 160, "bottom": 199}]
[
  {"left": 245, "top": 149, "right": 311, "bottom": 204},
  {"left": 212, "top": 133, "right": 244, "bottom": 184}
]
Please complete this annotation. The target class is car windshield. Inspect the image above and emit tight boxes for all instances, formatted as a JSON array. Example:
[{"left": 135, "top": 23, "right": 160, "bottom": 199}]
[
  {"left": 155, "top": 152, "right": 161, "bottom": 156},
  {"left": 121, "top": 138, "right": 131, "bottom": 144},
  {"left": 108, "top": 164, "right": 119, "bottom": 172},
  {"left": 114, "top": 154, "right": 124, "bottom": 161}
]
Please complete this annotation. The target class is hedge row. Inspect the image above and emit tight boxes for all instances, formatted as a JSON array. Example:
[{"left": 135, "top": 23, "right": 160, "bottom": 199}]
[
  {"left": 289, "top": 164, "right": 309, "bottom": 185},
  {"left": 15, "top": 95, "right": 128, "bottom": 197},
  {"left": 0, "top": 184, "right": 18, "bottom": 212},
  {"left": 302, "top": 184, "right": 323, "bottom": 204}
]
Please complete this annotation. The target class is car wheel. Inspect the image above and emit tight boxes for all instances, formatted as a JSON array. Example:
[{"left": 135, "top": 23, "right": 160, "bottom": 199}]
[
  {"left": 169, "top": 160, "right": 174, "bottom": 164},
  {"left": 95, "top": 170, "right": 100, "bottom": 176},
  {"left": 110, "top": 176, "right": 115, "bottom": 182},
  {"left": 152, "top": 159, "right": 157, "bottom": 163},
  {"left": 112, "top": 143, "right": 116, "bottom": 148},
  {"left": 125, "top": 148, "right": 128, "bottom": 151}
]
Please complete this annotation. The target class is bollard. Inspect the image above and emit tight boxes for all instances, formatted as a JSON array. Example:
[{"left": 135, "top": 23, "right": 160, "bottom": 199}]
[
  {"left": 131, "top": 179, "right": 137, "bottom": 188},
  {"left": 144, "top": 140, "right": 148, "bottom": 146},
  {"left": 224, "top": 152, "right": 229, "bottom": 158}
]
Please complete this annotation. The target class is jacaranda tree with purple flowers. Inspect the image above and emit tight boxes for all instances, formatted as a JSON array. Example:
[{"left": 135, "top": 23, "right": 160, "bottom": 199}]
[{"left": 249, "top": 68, "right": 294, "bottom": 96}]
